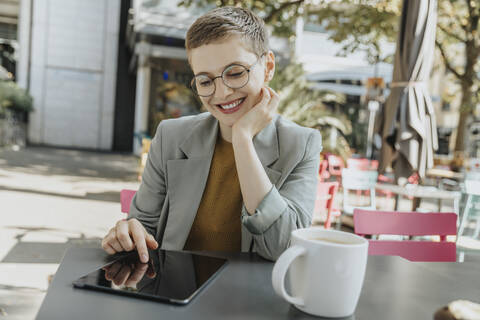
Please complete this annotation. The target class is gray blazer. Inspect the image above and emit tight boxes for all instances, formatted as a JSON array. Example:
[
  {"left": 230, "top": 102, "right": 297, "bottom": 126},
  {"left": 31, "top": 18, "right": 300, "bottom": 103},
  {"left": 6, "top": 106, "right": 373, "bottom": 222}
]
[{"left": 129, "top": 112, "right": 322, "bottom": 261}]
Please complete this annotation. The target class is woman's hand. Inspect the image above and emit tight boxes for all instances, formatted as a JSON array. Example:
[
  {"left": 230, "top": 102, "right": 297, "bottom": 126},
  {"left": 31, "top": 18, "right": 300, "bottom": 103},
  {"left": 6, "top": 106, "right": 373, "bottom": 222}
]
[
  {"left": 101, "top": 218, "right": 158, "bottom": 263},
  {"left": 232, "top": 86, "right": 279, "bottom": 141}
]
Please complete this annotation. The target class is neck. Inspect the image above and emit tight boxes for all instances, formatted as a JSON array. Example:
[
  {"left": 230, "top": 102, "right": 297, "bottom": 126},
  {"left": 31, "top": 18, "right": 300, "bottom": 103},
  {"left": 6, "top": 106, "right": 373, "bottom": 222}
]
[{"left": 219, "top": 123, "right": 232, "bottom": 142}]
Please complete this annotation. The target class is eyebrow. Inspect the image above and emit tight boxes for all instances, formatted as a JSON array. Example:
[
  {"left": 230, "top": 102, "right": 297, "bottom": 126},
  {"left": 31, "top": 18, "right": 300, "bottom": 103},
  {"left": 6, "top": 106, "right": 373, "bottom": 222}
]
[{"left": 194, "top": 60, "right": 250, "bottom": 77}]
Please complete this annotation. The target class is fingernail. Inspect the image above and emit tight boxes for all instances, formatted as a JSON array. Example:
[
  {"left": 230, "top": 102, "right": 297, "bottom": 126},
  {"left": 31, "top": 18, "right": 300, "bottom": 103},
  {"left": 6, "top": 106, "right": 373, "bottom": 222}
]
[{"left": 141, "top": 254, "right": 148, "bottom": 263}]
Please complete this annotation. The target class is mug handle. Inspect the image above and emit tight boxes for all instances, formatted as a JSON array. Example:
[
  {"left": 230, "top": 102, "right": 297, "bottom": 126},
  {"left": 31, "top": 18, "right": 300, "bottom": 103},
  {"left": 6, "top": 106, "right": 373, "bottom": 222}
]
[{"left": 271, "top": 245, "right": 306, "bottom": 306}]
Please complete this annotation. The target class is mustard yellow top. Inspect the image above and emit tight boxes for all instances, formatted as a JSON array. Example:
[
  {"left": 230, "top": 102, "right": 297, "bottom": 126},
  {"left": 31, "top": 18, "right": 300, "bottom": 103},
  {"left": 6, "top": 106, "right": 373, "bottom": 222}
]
[{"left": 183, "top": 133, "right": 242, "bottom": 252}]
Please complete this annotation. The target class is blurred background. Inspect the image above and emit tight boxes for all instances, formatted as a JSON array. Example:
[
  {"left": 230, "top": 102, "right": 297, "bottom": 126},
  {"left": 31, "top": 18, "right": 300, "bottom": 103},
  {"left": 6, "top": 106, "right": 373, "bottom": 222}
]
[{"left": 0, "top": 0, "right": 479, "bottom": 319}]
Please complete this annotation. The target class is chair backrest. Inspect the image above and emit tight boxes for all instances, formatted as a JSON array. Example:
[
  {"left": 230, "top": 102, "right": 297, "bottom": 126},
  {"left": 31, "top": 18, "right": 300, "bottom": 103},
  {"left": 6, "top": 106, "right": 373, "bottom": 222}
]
[
  {"left": 469, "top": 158, "right": 480, "bottom": 172},
  {"left": 353, "top": 209, "right": 457, "bottom": 262},
  {"left": 318, "top": 159, "right": 330, "bottom": 181},
  {"left": 465, "top": 180, "right": 480, "bottom": 196},
  {"left": 347, "top": 158, "right": 379, "bottom": 171},
  {"left": 120, "top": 189, "right": 137, "bottom": 214},
  {"left": 327, "top": 155, "right": 344, "bottom": 175},
  {"left": 341, "top": 168, "right": 378, "bottom": 190},
  {"left": 314, "top": 181, "right": 339, "bottom": 214}
]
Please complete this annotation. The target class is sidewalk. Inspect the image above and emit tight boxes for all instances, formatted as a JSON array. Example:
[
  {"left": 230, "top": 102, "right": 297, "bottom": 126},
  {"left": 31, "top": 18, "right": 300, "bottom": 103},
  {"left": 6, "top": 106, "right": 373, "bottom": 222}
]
[{"left": 0, "top": 146, "right": 140, "bottom": 320}]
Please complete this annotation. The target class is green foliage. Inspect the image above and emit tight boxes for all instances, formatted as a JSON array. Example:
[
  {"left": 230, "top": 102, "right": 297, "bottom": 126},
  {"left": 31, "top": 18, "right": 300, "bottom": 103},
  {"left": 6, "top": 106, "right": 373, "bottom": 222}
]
[
  {"left": 0, "top": 81, "right": 33, "bottom": 116},
  {"left": 270, "top": 60, "right": 352, "bottom": 157}
]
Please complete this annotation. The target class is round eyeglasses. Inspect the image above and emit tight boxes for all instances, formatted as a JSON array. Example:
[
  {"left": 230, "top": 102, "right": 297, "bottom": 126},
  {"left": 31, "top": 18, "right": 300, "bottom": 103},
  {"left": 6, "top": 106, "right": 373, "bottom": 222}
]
[{"left": 190, "top": 54, "right": 265, "bottom": 97}]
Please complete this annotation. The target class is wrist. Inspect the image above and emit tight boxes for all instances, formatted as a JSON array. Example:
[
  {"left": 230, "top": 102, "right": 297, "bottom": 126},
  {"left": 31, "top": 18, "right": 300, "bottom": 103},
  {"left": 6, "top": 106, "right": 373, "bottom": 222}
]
[{"left": 232, "top": 126, "right": 253, "bottom": 143}]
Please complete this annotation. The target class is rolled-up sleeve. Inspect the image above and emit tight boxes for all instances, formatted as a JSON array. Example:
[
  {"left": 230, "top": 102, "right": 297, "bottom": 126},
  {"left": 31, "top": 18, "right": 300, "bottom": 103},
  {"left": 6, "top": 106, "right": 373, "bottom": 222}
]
[{"left": 241, "top": 130, "right": 322, "bottom": 261}]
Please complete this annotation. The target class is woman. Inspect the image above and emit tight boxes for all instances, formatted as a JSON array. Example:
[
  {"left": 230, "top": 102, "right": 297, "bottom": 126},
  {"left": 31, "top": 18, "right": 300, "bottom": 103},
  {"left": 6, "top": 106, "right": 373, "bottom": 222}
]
[{"left": 102, "top": 6, "right": 321, "bottom": 262}]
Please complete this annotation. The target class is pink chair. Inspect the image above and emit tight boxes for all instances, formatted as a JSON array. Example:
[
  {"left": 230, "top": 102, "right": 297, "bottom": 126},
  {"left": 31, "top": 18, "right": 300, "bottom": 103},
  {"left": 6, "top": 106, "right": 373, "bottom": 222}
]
[
  {"left": 120, "top": 189, "right": 137, "bottom": 214},
  {"left": 327, "top": 155, "right": 344, "bottom": 183},
  {"left": 318, "top": 159, "right": 331, "bottom": 182},
  {"left": 353, "top": 209, "right": 457, "bottom": 262},
  {"left": 313, "top": 181, "right": 341, "bottom": 229}
]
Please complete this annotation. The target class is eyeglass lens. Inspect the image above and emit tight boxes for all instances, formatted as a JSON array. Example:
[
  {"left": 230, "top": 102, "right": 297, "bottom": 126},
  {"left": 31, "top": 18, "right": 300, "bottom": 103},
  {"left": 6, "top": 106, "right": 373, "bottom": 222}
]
[{"left": 192, "top": 64, "right": 249, "bottom": 97}]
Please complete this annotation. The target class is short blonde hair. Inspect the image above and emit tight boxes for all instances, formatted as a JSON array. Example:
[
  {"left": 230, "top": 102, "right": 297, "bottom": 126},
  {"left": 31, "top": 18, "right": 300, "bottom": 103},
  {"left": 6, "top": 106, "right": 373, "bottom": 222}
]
[{"left": 185, "top": 6, "right": 269, "bottom": 58}]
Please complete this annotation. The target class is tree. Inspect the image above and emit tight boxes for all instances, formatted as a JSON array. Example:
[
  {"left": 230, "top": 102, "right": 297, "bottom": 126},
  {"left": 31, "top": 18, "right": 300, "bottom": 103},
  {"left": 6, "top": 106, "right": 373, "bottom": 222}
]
[
  {"left": 307, "top": 0, "right": 480, "bottom": 155},
  {"left": 181, "top": 0, "right": 480, "bottom": 156}
]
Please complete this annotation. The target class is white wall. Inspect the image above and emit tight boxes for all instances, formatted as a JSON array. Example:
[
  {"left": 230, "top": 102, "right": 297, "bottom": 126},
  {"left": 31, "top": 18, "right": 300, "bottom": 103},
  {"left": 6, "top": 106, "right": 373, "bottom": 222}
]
[{"left": 26, "top": 0, "right": 120, "bottom": 149}]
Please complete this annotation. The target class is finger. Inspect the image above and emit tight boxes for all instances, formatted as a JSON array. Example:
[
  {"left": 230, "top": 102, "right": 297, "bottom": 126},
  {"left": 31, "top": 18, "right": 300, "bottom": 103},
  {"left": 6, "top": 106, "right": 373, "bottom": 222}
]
[
  {"left": 146, "top": 259, "right": 156, "bottom": 279},
  {"left": 146, "top": 264, "right": 157, "bottom": 279},
  {"left": 101, "top": 229, "right": 116, "bottom": 254},
  {"left": 105, "top": 262, "right": 122, "bottom": 281},
  {"left": 145, "top": 233, "right": 159, "bottom": 250},
  {"left": 113, "top": 265, "right": 132, "bottom": 286},
  {"left": 109, "top": 238, "right": 124, "bottom": 253},
  {"left": 103, "top": 243, "right": 116, "bottom": 255},
  {"left": 267, "top": 87, "right": 280, "bottom": 112},
  {"left": 129, "top": 221, "right": 149, "bottom": 263},
  {"left": 125, "top": 263, "right": 148, "bottom": 287},
  {"left": 115, "top": 220, "right": 135, "bottom": 251}
]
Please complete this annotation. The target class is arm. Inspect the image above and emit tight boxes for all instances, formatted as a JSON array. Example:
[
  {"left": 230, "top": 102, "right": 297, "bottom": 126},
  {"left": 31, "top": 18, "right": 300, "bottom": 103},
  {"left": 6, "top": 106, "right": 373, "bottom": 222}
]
[
  {"left": 241, "top": 131, "right": 321, "bottom": 261},
  {"left": 102, "top": 122, "right": 166, "bottom": 263},
  {"left": 128, "top": 122, "right": 167, "bottom": 236}
]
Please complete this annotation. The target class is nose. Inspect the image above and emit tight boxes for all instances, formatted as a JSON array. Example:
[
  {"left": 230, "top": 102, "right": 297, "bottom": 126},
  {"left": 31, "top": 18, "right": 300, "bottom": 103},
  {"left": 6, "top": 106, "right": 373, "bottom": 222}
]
[{"left": 212, "top": 78, "right": 234, "bottom": 100}]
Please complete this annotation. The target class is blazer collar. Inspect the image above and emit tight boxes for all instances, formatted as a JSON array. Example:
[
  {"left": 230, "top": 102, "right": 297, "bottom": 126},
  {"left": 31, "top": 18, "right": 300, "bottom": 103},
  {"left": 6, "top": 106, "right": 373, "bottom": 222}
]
[{"left": 179, "top": 113, "right": 279, "bottom": 167}]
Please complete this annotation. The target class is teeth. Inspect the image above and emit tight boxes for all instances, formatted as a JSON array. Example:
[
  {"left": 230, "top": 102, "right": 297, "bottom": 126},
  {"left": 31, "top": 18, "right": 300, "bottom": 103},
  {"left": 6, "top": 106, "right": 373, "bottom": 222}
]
[{"left": 220, "top": 98, "right": 243, "bottom": 109}]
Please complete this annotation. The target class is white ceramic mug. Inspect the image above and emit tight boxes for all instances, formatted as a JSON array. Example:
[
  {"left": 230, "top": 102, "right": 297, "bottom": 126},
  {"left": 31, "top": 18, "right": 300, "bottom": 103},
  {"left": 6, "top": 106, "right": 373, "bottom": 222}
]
[{"left": 272, "top": 228, "right": 369, "bottom": 318}]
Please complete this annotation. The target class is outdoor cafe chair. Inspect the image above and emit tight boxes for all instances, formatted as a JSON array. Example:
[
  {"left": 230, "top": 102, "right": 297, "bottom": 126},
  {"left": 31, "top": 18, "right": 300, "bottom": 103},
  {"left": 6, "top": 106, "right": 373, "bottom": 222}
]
[
  {"left": 327, "top": 155, "right": 344, "bottom": 183},
  {"left": 313, "top": 181, "right": 340, "bottom": 229},
  {"left": 458, "top": 178, "right": 480, "bottom": 238},
  {"left": 120, "top": 189, "right": 136, "bottom": 214},
  {"left": 353, "top": 209, "right": 457, "bottom": 262},
  {"left": 318, "top": 159, "right": 330, "bottom": 182},
  {"left": 341, "top": 168, "right": 378, "bottom": 215},
  {"left": 346, "top": 158, "right": 379, "bottom": 171}
]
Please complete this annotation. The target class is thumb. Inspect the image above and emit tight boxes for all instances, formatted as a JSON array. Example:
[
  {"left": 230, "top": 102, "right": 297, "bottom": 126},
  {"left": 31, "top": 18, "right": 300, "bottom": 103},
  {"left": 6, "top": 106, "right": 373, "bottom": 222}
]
[{"left": 145, "top": 233, "right": 158, "bottom": 249}]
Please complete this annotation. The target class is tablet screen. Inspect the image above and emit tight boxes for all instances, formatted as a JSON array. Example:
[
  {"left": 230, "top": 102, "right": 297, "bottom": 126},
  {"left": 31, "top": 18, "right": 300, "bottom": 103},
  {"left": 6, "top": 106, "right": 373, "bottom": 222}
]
[{"left": 73, "top": 249, "right": 228, "bottom": 305}]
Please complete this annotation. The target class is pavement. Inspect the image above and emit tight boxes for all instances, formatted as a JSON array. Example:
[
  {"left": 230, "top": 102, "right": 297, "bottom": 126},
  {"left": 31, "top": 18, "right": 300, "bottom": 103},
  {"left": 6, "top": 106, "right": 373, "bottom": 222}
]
[{"left": 0, "top": 145, "right": 140, "bottom": 320}]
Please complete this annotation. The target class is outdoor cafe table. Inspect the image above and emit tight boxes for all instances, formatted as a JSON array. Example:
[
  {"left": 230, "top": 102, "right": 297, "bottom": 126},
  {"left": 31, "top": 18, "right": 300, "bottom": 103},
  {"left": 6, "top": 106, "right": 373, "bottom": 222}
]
[
  {"left": 376, "top": 182, "right": 462, "bottom": 214},
  {"left": 36, "top": 247, "right": 480, "bottom": 320}
]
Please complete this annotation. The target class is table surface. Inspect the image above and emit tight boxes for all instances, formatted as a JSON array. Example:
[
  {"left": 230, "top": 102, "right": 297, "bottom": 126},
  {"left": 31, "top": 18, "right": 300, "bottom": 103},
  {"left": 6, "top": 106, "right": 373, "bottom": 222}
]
[
  {"left": 375, "top": 182, "right": 461, "bottom": 200},
  {"left": 36, "top": 248, "right": 480, "bottom": 320},
  {"left": 426, "top": 168, "right": 464, "bottom": 180}
]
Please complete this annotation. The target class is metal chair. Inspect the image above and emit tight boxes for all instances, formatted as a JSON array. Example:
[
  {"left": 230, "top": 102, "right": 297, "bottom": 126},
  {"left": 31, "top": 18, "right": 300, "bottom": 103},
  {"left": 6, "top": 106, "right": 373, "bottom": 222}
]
[
  {"left": 458, "top": 178, "right": 480, "bottom": 238},
  {"left": 341, "top": 168, "right": 377, "bottom": 215},
  {"left": 313, "top": 181, "right": 340, "bottom": 229},
  {"left": 318, "top": 159, "right": 331, "bottom": 182},
  {"left": 354, "top": 209, "right": 457, "bottom": 262},
  {"left": 120, "top": 189, "right": 136, "bottom": 214},
  {"left": 346, "top": 158, "right": 378, "bottom": 170},
  {"left": 327, "top": 155, "right": 344, "bottom": 183}
]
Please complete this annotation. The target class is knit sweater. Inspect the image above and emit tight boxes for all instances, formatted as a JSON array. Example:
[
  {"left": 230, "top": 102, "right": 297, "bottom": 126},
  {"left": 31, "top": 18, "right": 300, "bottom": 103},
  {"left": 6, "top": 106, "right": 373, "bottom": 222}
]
[{"left": 183, "top": 133, "right": 242, "bottom": 252}]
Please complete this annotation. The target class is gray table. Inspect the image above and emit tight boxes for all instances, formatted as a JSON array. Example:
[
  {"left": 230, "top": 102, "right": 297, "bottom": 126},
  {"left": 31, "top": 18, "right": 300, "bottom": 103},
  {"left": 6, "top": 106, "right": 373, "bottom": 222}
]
[
  {"left": 376, "top": 182, "right": 462, "bottom": 214},
  {"left": 36, "top": 248, "right": 480, "bottom": 320}
]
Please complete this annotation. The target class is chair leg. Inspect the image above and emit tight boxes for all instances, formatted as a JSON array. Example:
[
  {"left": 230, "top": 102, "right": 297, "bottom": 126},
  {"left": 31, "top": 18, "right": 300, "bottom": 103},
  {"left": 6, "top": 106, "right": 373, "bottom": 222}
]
[
  {"left": 472, "top": 217, "right": 480, "bottom": 239},
  {"left": 458, "top": 195, "right": 472, "bottom": 237}
]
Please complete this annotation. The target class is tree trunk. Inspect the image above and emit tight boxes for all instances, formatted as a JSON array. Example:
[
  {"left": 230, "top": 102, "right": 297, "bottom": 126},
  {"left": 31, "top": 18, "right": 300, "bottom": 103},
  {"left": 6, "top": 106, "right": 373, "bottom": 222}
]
[{"left": 453, "top": 82, "right": 474, "bottom": 154}]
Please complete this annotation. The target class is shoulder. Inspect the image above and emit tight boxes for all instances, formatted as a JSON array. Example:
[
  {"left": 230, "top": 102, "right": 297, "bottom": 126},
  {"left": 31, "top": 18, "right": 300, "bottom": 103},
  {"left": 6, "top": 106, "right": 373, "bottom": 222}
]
[{"left": 274, "top": 115, "right": 322, "bottom": 153}]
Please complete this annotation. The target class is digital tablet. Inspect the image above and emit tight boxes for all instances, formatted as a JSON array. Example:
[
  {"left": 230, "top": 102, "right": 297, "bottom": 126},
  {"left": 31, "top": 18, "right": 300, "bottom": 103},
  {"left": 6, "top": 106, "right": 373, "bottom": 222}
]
[{"left": 72, "top": 249, "right": 228, "bottom": 305}]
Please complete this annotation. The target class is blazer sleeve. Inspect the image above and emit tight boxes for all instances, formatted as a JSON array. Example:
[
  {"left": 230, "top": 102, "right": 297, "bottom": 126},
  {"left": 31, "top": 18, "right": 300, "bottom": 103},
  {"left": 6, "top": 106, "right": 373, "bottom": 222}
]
[
  {"left": 128, "top": 123, "right": 166, "bottom": 236},
  {"left": 241, "top": 130, "right": 322, "bottom": 261}
]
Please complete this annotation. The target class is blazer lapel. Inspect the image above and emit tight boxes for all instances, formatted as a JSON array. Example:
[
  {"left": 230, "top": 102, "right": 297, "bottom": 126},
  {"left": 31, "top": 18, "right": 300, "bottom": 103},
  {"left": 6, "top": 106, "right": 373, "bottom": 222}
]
[
  {"left": 253, "top": 115, "right": 282, "bottom": 186},
  {"left": 162, "top": 115, "right": 218, "bottom": 250}
]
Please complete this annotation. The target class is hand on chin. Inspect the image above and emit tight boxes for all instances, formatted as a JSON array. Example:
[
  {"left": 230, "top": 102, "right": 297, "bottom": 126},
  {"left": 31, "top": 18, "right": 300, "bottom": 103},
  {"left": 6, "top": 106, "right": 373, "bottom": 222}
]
[{"left": 232, "top": 86, "right": 279, "bottom": 140}]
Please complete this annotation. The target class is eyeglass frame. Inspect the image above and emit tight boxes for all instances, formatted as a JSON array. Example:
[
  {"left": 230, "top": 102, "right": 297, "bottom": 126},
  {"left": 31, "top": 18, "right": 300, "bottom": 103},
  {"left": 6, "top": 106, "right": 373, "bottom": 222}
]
[{"left": 190, "top": 53, "right": 267, "bottom": 97}]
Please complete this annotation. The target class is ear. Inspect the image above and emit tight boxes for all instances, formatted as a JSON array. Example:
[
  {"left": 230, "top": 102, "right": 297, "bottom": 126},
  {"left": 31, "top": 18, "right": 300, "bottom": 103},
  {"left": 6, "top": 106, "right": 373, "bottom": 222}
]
[{"left": 264, "top": 50, "right": 275, "bottom": 82}]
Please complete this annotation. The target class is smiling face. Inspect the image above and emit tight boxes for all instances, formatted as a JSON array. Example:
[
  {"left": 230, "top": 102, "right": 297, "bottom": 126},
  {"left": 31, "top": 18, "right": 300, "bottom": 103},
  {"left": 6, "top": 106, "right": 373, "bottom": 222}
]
[{"left": 189, "top": 36, "right": 275, "bottom": 133}]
